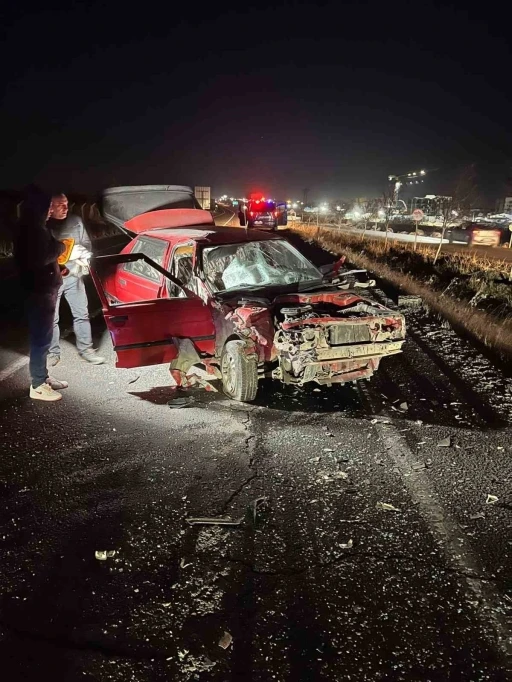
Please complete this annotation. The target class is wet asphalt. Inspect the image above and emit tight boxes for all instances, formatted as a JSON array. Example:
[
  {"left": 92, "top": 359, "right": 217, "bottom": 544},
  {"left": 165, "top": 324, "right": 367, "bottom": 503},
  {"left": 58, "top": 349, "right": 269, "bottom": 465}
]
[{"left": 0, "top": 229, "right": 511, "bottom": 681}]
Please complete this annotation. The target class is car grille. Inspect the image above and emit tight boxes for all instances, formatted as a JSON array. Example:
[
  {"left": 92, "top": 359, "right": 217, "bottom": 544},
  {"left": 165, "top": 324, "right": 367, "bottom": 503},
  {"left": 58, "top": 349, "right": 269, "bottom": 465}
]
[{"left": 329, "top": 324, "right": 371, "bottom": 346}]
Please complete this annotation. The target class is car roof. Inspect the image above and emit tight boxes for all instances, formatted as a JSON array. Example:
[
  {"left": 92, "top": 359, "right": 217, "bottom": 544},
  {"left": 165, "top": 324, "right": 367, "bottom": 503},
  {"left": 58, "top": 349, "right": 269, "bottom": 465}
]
[{"left": 138, "top": 226, "right": 282, "bottom": 246}]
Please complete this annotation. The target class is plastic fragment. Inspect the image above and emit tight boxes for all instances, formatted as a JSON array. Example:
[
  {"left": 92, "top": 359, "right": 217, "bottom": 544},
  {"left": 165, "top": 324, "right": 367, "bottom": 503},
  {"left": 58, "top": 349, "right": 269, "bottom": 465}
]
[
  {"left": 186, "top": 516, "right": 243, "bottom": 526},
  {"left": 218, "top": 631, "right": 233, "bottom": 649},
  {"left": 469, "top": 512, "right": 485, "bottom": 520},
  {"left": 437, "top": 436, "right": 452, "bottom": 447},
  {"left": 339, "top": 539, "right": 353, "bottom": 549},
  {"left": 486, "top": 494, "right": 499, "bottom": 505},
  {"left": 376, "top": 501, "right": 401, "bottom": 512},
  {"left": 95, "top": 550, "right": 116, "bottom": 560}
]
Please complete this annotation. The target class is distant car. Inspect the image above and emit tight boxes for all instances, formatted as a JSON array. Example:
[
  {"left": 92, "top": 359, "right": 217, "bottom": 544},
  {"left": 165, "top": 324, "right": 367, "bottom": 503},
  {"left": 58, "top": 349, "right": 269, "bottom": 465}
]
[
  {"left": 239, "top": 199, "right": 287, "bottom": 230},
  {"left": 90, "top": 186, "right": 406, "bottom": 402},
  {"left": 446, "top": 222, "right": 504, "bottom": 247}
]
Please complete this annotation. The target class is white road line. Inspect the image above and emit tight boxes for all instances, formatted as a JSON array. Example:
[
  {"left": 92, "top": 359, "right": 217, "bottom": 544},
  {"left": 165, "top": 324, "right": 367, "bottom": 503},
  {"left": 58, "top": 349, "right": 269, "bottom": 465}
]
[
  {"left": 375, "top": 420, "right": 512, "bottom": 658},
  {"left": 0, "top": 308, "right": 102, "bottom": 384},
  {"left": 0, "top": 356, "right": 28, "bottom": 383},
  {"left": 220, "top": 209, "right": 236, "bottom": 226}
]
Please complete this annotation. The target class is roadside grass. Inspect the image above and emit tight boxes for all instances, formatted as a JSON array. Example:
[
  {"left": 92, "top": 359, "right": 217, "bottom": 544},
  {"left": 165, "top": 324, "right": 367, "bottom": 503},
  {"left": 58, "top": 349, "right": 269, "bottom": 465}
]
[{"left": 294, "top": 225, "right": 512, "bottom": 360}]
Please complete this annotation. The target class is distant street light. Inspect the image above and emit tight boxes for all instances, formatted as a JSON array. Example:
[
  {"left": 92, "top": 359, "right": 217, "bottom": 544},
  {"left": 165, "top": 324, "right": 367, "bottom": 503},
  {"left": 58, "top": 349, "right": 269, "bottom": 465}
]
[{"left": 388, "top": 168, "right": 429, "bottom": 209}]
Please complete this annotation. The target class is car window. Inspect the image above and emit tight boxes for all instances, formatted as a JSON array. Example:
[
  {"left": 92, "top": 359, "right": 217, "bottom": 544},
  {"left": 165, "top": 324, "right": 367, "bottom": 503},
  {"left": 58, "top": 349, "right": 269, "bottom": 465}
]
[
  {"left": 168, "top": 245, "right": 194, "bottom": 297},
  {"left": 124, "top": 237, "right": 167, "bottom": 283}
]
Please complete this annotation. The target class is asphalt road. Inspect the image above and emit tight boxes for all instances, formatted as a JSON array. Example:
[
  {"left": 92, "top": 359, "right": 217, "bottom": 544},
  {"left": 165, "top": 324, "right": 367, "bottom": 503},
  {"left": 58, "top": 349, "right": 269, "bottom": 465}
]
[
  {"left": 314, "top": 222, "right": 512, "bottom": 263},
  {"left": 0, "top": 226, "right": 511, "bottom": 681}
]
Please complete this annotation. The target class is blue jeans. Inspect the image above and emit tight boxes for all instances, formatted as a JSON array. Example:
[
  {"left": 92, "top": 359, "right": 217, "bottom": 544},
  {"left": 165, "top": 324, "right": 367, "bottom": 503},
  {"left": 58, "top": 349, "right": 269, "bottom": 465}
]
[
  {"left": 50, "top": 275, "right": 92, "bottom": 356},
  {"left": 26, "top": 290, "right": 59, "bottom": 388}
]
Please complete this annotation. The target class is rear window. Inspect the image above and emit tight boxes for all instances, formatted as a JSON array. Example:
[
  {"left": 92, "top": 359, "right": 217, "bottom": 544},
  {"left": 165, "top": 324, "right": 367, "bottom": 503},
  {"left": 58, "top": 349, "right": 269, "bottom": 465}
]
[
  {"left": 250, "top": 201, "right": 276, "bottom": 213},
  {"left": 124, "top": 237, "right": 168, "bottom": 283}
]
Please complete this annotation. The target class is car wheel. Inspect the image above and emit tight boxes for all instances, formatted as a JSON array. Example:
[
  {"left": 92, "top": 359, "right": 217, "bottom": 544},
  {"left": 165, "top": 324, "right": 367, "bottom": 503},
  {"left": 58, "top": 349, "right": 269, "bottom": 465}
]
[{"left": 221, "top": 340, "right": 258, "bottom": 402}]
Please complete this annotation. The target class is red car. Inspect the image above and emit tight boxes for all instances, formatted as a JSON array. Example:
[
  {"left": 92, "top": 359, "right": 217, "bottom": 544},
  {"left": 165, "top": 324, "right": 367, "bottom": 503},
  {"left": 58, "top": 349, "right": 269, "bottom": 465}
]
[{"left": 90, "top": 187, "right": 406, "bottom": 402}]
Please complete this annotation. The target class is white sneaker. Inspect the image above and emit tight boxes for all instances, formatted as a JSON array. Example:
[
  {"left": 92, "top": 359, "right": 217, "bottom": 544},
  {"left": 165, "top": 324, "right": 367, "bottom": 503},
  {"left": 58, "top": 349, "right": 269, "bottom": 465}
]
[
  {"left": 30, "top": 383, "right": 62, "bottom": 402},
  {"left": 46, "top": 376, "right": 69, "bottom": 390},
  {"left": 80, "top": 349, "right": 105, "bottom": 365}
]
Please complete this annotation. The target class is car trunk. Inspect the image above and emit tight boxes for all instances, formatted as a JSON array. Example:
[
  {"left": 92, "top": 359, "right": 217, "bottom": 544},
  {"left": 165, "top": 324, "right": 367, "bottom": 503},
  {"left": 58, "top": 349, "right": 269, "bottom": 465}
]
[{"left": 101, "top": 185, "right": 203, "bottom": 233}]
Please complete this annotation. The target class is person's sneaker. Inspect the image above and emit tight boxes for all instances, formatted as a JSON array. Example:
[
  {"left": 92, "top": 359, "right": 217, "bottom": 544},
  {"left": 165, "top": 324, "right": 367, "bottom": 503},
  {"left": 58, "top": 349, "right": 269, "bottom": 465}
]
[
  {"left": 46, "top": 376, "right": 69, "bottom": 390},
  {"left": 80, "top": 349, "right": 105, "bottom": 365},
  {"left": 30, "top": 383, "right": 62, "bottom": 402},
  {"left": 47, "top": 353, "right": 61, "bottom": 367}
]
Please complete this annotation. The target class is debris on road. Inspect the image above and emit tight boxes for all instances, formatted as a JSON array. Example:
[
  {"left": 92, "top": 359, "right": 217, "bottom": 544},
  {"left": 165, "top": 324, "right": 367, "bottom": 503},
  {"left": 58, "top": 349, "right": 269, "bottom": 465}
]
[
  {"left": 180, "top": 557, "right": 192, "bottom": 568},
  {"left": 186, "top": 516, "right": 243, "bottom": 526},
  {"left": 376, "top": 502, "right": 401, "bottom": 512},
  {"left": 399, "top": 402, "right": 409, "bottom": 411},
  {"left": 469, "top": 512, "right": 485, "bottom": 520},
  {"left": 486, "top": 494, "right": 499, "bottom": 505},
  {"left": 251, "top": 496, "right": 269, "bottom": 524},
  {"left": 437, "top": 436, "right": 452, "bottom": 447},
  {"left": 95, "top": 550, "right": 116, "bottom": 560},
  {"left": 128, "top": 375, "right": 140, "bottom": 384},
  {"left": 218, "top": 631, "right": 233, "bottom": 649},
  {"left": 339, "top": 539, "right": 353, "bottom": 549},
  {"left": 168, "top": 395, "right": 195, "bottom": 409}
]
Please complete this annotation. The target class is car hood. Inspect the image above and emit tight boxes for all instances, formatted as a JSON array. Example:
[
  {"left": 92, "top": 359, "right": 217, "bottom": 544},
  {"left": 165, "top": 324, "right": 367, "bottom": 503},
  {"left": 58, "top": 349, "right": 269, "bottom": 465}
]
[{"left": 101, "top": 185, "right": 203, "bottom": 232}]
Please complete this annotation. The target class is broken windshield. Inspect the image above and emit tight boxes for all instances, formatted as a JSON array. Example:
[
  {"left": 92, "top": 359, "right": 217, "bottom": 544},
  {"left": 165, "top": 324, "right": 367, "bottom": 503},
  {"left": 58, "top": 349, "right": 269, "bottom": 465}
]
[{"left": 202, "top": 239, "right": 322, "bottom": 292}]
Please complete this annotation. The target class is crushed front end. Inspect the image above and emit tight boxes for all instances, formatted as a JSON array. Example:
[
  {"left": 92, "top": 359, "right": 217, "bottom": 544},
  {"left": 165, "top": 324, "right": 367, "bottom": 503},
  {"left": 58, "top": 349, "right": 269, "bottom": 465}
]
[{"left": 271, "top": 293, "right": 405, "bottom": 386}]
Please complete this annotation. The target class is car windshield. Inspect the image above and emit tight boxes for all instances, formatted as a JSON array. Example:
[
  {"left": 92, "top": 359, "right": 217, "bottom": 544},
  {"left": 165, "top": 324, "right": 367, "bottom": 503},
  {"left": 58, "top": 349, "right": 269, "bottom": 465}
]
[{"left": 202, "top": 239, "right": 322, "bottom": 292}]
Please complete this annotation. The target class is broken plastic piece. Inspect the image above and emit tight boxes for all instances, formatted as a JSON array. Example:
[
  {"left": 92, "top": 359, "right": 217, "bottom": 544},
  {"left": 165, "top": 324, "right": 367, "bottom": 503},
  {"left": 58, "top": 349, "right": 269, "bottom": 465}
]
[
  {"left": 95, "top": 550, "right": 116, "bottom": 561},
  {"left": 486, "top": 494, "right": 499, "bottom": 505},
  {"left": 168, "top": 395, "right": 195, "bottom": 408},
  {"left": 339, "top": 539, "right": 353, "bottom": 549},
  {"left": 186, "top": 516, "right": 243, "bottom": 526},
  {"left": 376, "top": 502, "right": 401, "bottom": 512},
  {"left": 251, "top": 496, "right": 269, "bottom": 524},
  {"left": 218, "top": 631, "right": 233, "bottom": 649},
  {"left": 469, "top": 512, "right": 485, "bottom": 520},
  {"left": 437, "top": 436, "right": 452, "bottom": 447}
]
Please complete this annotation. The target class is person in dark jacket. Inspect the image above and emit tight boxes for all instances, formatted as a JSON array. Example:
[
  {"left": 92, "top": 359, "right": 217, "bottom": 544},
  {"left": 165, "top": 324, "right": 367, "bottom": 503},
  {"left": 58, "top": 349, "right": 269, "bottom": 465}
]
[
  {"left": 47, "top": 193, "right": 105, "bottom": 365},
  {"left": 13, "top": 186, "right": 69, "bottom": 401}
]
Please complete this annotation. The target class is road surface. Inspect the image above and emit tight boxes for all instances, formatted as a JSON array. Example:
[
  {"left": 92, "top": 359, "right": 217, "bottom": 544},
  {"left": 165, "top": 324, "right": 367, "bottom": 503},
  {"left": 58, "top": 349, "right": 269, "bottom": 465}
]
[
  {"left": 313, "top": 222, "right": 512, "bottom": 263},
  {"left": 0, "top": 227, "right": 511, "bottom": 681}
]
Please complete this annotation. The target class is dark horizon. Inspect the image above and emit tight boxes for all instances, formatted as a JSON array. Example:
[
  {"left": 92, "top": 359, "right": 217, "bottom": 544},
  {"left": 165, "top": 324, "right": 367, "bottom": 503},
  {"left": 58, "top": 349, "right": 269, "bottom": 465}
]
[{"left": 1, "top": 1, "right": 510, "bottom": 204}]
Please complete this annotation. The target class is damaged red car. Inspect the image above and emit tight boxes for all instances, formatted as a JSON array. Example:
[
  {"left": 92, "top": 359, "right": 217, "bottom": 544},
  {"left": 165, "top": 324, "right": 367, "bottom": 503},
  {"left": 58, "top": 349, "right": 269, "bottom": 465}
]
[{"left": 90, "top": 186, "right": 406, "bottom": 402}]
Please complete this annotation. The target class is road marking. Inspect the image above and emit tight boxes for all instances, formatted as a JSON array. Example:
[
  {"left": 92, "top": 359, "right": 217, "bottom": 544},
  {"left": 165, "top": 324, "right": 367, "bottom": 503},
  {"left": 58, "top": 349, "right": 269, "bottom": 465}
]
[
  {"left": 0, "top": 356, "right": 28, "bottom": 382},
  {"left": 0, "top": 308, "right": 102, "bottom": 384},
  {"left": 375, "top": 420, "right": 512, "bottom": 658}
]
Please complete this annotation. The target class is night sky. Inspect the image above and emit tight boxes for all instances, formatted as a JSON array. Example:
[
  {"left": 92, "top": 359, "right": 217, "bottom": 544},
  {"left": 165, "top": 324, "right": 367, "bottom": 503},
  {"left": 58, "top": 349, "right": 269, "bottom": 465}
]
[{"left": 1, "top": 0, "right": 510, "bottom": 203}]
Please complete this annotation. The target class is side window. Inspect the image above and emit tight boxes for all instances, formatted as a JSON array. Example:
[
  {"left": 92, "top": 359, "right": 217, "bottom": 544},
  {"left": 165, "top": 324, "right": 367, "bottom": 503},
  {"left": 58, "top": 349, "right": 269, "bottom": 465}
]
[
  {"left": 124, "top": 237, "right": 167, "bottom": 283},
  {"left": 168, "top": 245, "right": 194, "bottom": 297}
]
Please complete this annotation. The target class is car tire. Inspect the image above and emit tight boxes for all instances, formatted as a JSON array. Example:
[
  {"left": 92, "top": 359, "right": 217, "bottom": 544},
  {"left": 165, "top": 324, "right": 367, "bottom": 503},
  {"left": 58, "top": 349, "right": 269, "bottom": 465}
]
[{"left": 221, "top": 340, "right": 258, "bottom": 402}]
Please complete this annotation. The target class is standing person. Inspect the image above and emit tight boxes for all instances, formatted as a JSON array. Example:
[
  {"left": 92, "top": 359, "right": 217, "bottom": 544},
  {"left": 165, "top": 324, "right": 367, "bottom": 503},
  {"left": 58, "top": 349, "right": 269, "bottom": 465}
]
[
  {"left": 47, "top": 194, "right": 105, "bottom": 366},
  {"left": 13, "top": 186, "right": 69, "bottom": 401}
]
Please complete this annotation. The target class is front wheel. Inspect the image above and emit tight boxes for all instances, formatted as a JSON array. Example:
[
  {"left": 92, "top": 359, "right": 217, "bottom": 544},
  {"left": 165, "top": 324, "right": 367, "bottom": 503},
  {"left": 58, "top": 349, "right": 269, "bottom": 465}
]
[{"left": 221, "top": 340, "right": 258, "bottom": 402}]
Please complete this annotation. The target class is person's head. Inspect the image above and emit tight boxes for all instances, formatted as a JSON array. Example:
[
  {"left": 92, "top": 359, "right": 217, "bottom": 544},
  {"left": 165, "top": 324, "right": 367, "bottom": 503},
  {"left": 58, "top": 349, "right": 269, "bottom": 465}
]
[
  {"left": 20, "top": 185, "right": 52, "bottom": 227},
  {"left": 51, "top": 193, "right": 69, "bottom": 220}
]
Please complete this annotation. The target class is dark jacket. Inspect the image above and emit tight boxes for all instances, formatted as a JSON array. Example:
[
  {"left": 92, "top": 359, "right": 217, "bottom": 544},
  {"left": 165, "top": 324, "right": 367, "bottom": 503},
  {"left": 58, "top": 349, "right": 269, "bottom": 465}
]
[
  {"left": 48, "top": 214, "right": 92, "bottom": 278},
  {"left": 13, "top": 189, "right": 66, "bottom": 293}
]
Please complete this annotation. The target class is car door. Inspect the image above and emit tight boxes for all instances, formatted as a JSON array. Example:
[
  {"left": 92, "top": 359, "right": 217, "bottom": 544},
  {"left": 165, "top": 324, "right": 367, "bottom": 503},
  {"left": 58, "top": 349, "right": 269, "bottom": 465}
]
[
  {"left": 90, "top": 252, "right": 215, "bottom": 369},
  {"left": 116, "top": 236, "right": 169, "bottom": 303}
]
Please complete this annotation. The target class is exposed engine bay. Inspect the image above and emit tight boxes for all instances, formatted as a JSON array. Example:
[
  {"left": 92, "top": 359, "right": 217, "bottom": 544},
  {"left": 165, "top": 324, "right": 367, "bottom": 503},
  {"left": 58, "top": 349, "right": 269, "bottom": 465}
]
[
  {"left": 222, "top": 289, "right": 406, "bottom": 387},
  {"left": 272, "top": 297, "right": 405, "bottom": 385}
]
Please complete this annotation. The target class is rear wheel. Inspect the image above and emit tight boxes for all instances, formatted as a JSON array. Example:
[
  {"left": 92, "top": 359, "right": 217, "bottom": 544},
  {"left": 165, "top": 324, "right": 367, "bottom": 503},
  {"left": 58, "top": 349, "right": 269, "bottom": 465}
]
[{"left": 221, "top": 340, "right": 258, "bottom": 402}]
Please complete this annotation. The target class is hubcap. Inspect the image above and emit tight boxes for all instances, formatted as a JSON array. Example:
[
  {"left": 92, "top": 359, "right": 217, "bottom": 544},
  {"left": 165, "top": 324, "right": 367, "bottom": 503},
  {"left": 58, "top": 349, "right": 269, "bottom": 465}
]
[{"left": 221, "top": 352, "right": 237, "bottom": 395}]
